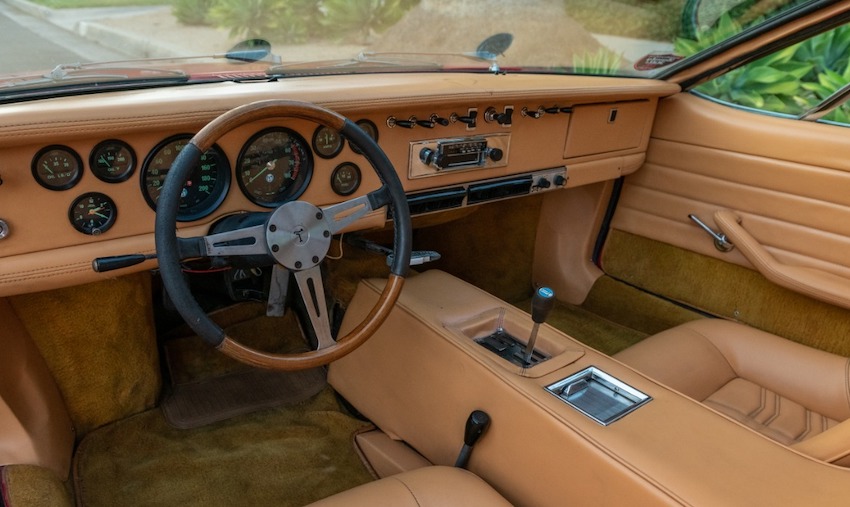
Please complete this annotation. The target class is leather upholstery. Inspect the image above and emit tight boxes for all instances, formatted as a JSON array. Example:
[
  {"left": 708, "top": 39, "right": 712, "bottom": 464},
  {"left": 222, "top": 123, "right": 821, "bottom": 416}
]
[
  {"left": 615, "top": 319, "right": 850, "bottom": 463},
  {"left": 306, "top": 466, "right": 512, "bottom": 507}
]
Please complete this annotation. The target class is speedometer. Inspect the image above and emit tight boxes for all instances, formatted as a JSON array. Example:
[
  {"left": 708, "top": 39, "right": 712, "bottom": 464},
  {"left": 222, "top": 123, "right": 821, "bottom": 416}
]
[
  {"left": 237, "top": 127, "right": 312, "bottom": 207},
  {"left": 141, "top": 135, "right": 231, "bottom": 221}
]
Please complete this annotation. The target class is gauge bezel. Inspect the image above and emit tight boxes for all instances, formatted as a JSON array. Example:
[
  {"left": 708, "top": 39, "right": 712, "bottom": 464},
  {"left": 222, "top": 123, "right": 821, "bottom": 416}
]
[
  {"left": 32, "top": 145, "right": 83, "bottom": 191},
  {"left": 69, "top": 192, "right": 117, "bottom": 235},
  {"left": 349, "top": 119, "right": 379, "bottom": 155},
  {"left": 236, "top": 126, "right": 313, "bottom": 208},
  {"left": 330, "top": 162, "right": 362, "bottom": 196},
  {"left": 140, "top": 134, "right": 231, "bottom": 222},
  {"left": 311, "top": 125, "right": 344, "bottom": 159},
  {"left": 90, "top": 139, "right": 137, "bottom": 183}
]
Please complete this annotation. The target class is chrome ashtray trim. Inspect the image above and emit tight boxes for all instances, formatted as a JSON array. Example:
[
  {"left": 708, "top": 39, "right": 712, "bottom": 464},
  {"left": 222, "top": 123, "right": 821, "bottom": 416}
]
[{"left": 546, "top": 366, "right": 651, "bottom": 425}]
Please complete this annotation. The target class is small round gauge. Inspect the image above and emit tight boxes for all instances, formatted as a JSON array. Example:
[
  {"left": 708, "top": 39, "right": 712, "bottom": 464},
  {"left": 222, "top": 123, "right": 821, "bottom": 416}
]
[
  {"left": 32, "top": 145, "right": 83, "bottom": 191},
  {"left": 349, "top": 119, "right": 379, "bottom": 155},
  {"left": 141, "top": 135, "right": 231, "bottom": 221},
  {"left": 331, "top": 163, "right": 361, "bottom": 196},
  {"left": 69, "top": 192, "right": 117, "bottom": 235},
  {"left": 237, "top": 127, "right": 313, "bottom": 207},
  {"left": 312, "top": 125, "right": 344, "bottom": 159},
  {"left": 90, "top": 140, "right": 136, "bottom": 183}
]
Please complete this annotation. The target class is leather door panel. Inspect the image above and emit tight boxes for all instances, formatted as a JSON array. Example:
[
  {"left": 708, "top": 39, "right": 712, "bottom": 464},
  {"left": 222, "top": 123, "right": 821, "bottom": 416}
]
[{"left": 603, "top": 92, "right": 850, "bottom": 351}]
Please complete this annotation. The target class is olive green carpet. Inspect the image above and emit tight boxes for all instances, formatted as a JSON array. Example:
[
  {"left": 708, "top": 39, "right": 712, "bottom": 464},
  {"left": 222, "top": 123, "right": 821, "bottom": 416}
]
[
  {"left": 9, "top": 273, "right": 160, "bottom": 439},
  {"left": 602, "top": 229, "right": 850, "bottom": 356},
  {"left": 0, "top": 465, "right": 74, "bottom": 507},
  {"left": 72, "top": 298, "right": 375, "bottom": 507},
  {"left": 73, "top": 388, "right": 374, "bottom": 507}
]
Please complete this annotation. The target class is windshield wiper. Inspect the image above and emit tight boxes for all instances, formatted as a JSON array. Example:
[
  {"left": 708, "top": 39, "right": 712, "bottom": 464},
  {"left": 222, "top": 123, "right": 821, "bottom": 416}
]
[
  {"left": 361, "top": 33, "right": 514, "bottom": 73},
  {"left": 2, "top": 64, "right": 188, "bottom": 90},
  {"left": 0, "top": 39, "right": 276, "bottom": 93},
  {"left": 267, "top": 33, "right": 514, "bottom": 76}
]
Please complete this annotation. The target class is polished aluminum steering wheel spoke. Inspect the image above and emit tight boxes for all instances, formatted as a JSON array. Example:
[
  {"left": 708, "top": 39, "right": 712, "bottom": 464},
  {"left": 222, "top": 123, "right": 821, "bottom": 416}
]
[
  {"left": 322, "top": 193, "right": 378, "bottom": 235},
  {"left": 293, "top": 265, "right": 335, "bottom": 350},
  {"left": 201, "top": 224, "right": 269, "bottom": 257}
]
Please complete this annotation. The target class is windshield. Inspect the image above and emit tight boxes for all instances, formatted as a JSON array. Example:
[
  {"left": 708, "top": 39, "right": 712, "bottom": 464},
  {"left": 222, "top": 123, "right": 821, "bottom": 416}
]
[{"left": 0, "top": 0, "right": 822, "bottom": 97}]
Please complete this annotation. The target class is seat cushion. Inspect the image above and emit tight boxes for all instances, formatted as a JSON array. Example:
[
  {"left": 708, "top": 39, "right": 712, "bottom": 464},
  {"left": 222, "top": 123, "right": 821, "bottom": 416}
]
[
  {"left": 615, "top": 319, "right": 850, "bottom": 452},
  {"left": 306, "top": 466, "right": 513, "bottom": 507},
  {"left": 704, "top": 377, "right": 839, "bottom": 445}
]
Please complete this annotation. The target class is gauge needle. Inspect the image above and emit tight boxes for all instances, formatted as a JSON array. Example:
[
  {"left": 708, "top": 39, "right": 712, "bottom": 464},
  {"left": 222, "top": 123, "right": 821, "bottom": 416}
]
[
  {"left": 249, "top": 160, "right": 276, "bottom": 184},
  {"left": 98, "top": 155, "right": 111, "bottom": 168},
  {"left": 88, "top": 207, "right": 108, "bottom": 219},
  {"left": 43, "top": 162, "right": 54, "bottom": 175}
]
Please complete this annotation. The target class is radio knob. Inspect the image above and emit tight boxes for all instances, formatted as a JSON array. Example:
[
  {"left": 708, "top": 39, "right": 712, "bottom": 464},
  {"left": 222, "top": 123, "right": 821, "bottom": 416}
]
[
  {"left": 420, "top": 148, "right": 437, "bottom": 166},
  {"left": 554, "top": 174, "right": 567, "bottom": 186},
  {"left": 487, "top": 147, "right": 504, "bottom": 162}
]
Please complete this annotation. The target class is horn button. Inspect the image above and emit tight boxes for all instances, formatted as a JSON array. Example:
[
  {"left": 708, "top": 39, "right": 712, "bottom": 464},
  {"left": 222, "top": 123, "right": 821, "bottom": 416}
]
[{"left": 266, "top": 201, "right": 332, "bottom": 270}]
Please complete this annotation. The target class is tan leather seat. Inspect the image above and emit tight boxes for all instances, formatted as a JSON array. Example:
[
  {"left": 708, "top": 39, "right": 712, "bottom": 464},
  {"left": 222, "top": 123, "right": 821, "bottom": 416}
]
[
  {"left": 307, "top": 466, "right": 513, "bottom": 506},
  {"left": 615, "top": 319, "right": 850, "bottom": 466}
]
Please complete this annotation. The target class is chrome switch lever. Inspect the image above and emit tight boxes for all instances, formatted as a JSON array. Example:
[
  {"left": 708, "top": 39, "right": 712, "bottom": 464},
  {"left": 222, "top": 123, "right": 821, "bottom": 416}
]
[{"left": 523, "top": 286, "right": 555, "bottom": 365}]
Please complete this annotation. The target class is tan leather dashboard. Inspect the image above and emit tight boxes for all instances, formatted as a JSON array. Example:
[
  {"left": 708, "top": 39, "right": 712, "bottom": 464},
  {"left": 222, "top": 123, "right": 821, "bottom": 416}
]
[{"left": 0, "top": 73, "right": 678, "bottom": 296}]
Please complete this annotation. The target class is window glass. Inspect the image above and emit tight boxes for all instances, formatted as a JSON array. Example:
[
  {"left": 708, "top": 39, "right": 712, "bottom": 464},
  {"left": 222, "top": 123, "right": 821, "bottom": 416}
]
[{"left": 686, "top": 20, "right": 850, "bottom": 123}]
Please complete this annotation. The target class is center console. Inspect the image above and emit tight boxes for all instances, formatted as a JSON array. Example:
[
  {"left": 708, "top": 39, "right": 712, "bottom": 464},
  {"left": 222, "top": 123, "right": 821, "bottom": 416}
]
[{"left": 328, "top": 270, "right": 850, "bottom": 506}]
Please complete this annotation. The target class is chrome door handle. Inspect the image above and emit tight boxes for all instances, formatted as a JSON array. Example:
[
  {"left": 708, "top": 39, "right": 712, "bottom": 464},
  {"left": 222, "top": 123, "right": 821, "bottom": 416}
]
[{"left": 688, "top": 214, "right": 735, "bottom": 252}]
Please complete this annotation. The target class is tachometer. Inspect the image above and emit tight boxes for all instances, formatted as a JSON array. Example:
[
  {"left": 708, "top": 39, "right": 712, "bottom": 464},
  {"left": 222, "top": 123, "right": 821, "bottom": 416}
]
[
  {"left": 141, "top": 135, "right": 231, "bottom": 221},
  {"left": 237, "top": 127, "right": 312, "bottom": 207}
]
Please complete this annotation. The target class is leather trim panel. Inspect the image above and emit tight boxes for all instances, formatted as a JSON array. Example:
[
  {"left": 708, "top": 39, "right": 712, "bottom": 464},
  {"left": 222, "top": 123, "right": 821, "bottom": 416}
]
[{"left": 611, "top": 93, "right": 850, "bottom": 305}]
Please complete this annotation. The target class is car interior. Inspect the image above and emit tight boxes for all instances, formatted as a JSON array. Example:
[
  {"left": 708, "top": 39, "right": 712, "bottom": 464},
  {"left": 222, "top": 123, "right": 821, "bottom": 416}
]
[{"left": 4, "top": 2, "right": 850, "bottom": 506}]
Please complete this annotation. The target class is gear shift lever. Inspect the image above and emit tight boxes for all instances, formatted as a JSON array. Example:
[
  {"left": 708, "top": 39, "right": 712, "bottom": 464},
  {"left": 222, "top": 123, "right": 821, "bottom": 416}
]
[
  {"left": 454, "top": 410, "right": 491, "bottom": 469},
  {"left": 523, "top": 286, "right": 555, "bottom": 364}
]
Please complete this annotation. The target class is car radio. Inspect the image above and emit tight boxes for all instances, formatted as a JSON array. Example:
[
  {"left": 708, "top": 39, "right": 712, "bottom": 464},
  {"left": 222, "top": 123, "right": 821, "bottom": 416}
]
[{"left": 409, "top": 133, "right": 510, "bottom": 178}]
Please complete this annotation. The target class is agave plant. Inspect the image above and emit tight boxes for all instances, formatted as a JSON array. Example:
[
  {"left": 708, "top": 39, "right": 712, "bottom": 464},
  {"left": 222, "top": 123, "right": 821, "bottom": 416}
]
[
  {"left": 572, "top": 48, "right": 624, "bottom": 75},
  {"left": 207, "top": 0, "right": 322, "bottom": 43},
  {"left": 320, "top": 0, "right": 419, "bottom": 42}
]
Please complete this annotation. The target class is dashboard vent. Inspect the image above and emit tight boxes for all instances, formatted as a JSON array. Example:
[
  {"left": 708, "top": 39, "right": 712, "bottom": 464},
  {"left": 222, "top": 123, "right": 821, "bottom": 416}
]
[
  {"left": 467, "top": 176, "right": 533, "bottom": 204},
  {"left": 396, "top": 168, "right": 565, "bottom": 218},
  {"left": 406, "top": 187, "right": 467, "bottom": 215}
]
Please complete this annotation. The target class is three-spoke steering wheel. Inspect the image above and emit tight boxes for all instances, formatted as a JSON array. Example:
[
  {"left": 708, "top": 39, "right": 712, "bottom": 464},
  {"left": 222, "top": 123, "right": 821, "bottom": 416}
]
[{"left": 155, "top": 100, "right": 411, "bottom": 371}]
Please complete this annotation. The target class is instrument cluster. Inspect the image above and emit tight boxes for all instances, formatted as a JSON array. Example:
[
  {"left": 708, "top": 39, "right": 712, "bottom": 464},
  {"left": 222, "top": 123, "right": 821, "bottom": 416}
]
[{"left": 31, "top": 121, "right": 377, "bottom": 235}]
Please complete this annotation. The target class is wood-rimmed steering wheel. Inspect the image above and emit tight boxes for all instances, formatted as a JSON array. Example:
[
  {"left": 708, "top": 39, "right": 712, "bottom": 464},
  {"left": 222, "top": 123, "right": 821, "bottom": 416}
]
[{"left": 155, "top": 100, "right": 411, "bottom": 371}]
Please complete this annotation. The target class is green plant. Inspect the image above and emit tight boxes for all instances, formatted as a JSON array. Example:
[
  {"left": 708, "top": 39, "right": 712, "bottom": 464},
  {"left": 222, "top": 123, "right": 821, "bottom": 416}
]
[
  {"left": 172, "top": 0, "right": 216, "bottom": 26},
  {"left": 208, "top": 0, "right": 322, "bottom": 44},
  {"left": 320, "top": 0, "right": 418, "bottom": 42},
  {"left": 695, "top": 44, "right": 814, "bottom": 113},
  {"left": 678, "top": 15, "right": 850, "bottom": 120},
  {"left": 572, "top": 48, "right": 624, "bottom": 75}
]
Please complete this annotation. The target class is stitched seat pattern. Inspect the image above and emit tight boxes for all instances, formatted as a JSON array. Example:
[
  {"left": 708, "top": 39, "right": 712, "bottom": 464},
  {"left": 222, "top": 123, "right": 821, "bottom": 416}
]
[{"left": 703, "top": 378, "right": 840, "bottom": 446}]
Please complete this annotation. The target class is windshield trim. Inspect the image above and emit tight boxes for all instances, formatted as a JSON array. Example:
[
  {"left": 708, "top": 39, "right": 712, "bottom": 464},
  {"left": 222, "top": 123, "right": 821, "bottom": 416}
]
[{"left": 0, "top": 76, "right": 189, "bottom": 105}]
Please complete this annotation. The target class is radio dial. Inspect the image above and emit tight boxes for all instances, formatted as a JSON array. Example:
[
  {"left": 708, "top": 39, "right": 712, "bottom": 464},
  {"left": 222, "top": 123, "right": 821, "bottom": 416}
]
[
  {"left": 419, "top": 147, "right": 438, "bottom": 166},
  {"left": 487, "top": 148, "right": 504, "bottom": 162}
]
